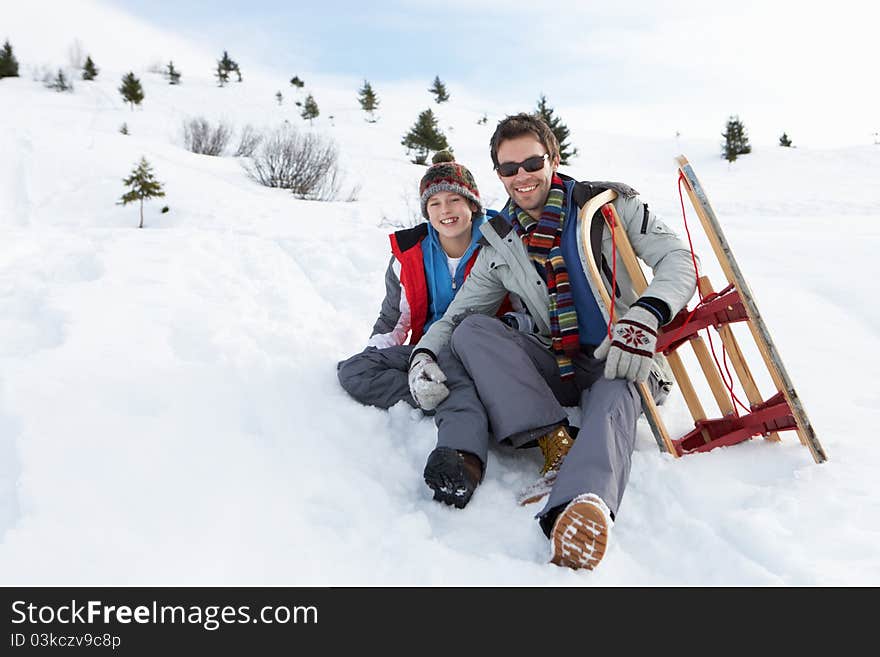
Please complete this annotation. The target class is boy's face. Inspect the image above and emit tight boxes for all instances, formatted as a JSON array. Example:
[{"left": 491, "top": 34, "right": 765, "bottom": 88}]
[
  {"left": 426, "top": 191, "right": 475, "bottom": 242},
  {"left": 495, "top": 135, "right": 558, "bottom": 218}
]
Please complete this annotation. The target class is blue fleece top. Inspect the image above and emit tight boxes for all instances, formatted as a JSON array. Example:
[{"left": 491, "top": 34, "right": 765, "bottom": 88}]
[
  {"left": 422, "top": 213, "right": 487, "bottom": 332},
  {"left": 559, "top": 181, "right": 609, "bottom": 346}
]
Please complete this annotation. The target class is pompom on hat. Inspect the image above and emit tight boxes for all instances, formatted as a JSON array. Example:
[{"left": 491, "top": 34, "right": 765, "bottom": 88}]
[{"left": 419, "top": 150, "right": 482, "bottom": 218}]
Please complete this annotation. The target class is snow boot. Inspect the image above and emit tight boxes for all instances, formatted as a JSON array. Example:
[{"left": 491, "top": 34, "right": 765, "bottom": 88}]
[
  {"left": 549, "top": 493, "right": 612, "bottom": 571},
  {"left": 423, "top": 447, "right": 483, "bottom": 509},
  {"left": 516, "top": 424, "right": 575, "bottom": 506}
]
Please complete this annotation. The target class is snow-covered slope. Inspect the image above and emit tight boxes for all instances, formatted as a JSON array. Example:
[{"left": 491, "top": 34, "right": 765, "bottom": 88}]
[{"left": 1, "top": 8, "right": 879, "bottom": 586}]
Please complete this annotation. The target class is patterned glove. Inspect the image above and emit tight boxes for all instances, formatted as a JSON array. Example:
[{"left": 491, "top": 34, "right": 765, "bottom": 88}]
[
  {"left": 408, "top": 352, "right": 450, "bottom": 410},
  {"left": 593, "top": 305, "right": 659, "bottom": 383}
]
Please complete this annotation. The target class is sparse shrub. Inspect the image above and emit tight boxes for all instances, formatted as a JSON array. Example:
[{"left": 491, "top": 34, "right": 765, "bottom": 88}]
[
  {"left": 235, "top": 124, "right": 263, "bottom": 157},
  {"left": 119, "top": 123, "right": 129, "bottom": 135},
  {"left": 47, "top": 68, "right": 72, "bottom": 92},
  {"left": 244, "top": 124, "right": 344, "bottom": 201},
  {"left": 183, "top": 117, "right": 232, "bottom": 156}
]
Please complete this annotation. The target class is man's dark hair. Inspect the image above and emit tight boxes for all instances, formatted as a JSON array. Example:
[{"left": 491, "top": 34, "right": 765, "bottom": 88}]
[{"left": 489, "top": 113, "right": 560, "bottom": 169}]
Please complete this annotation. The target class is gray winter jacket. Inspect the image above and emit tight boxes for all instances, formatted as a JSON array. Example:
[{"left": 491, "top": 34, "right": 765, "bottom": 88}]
[{"left": 413, "top": 177, "right": 698, "bottom": 387}]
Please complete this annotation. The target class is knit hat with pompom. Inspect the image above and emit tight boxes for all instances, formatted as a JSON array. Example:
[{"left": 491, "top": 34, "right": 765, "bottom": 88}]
[{"left": 419, "top": 150, "right": 482, "bottom": 218}]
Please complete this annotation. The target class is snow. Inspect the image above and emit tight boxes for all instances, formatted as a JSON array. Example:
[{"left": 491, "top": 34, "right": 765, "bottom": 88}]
[{"left": 2, "top": 5, "right": 879, "bottom": 587}]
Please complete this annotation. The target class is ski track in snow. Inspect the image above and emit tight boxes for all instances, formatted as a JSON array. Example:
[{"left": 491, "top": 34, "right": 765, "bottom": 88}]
[{"left": 2, "top": 20, "right": 880, "bottom": 585}]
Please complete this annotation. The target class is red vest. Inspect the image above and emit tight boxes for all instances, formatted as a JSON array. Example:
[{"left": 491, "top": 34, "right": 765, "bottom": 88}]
[{"left": 389, "top": 225, "right": 479, "bottom": 345}]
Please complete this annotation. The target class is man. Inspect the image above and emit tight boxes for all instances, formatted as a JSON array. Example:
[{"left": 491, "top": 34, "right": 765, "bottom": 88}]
[{"left": 407, "top": 113, "right": 696, "bottom": 570}]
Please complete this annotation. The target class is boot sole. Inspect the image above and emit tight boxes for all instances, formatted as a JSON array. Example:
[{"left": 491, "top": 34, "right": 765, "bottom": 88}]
[
  {"left": 516, "top": 471, "right": 557, "bottom": 506},
  {"left": 423, "top": 448, "right": 476, "bottom": 509},
  {"left": 549, "top": 498, "right": 609, "bottom": 570}
]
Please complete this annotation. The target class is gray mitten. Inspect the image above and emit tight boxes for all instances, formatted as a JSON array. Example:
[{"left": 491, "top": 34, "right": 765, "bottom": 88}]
[
  {"left": 594, "top": 305, "right": 659, "bottom": 383},
  {"left": 408, "top": 353, "right": 450, "bottom": 410}
]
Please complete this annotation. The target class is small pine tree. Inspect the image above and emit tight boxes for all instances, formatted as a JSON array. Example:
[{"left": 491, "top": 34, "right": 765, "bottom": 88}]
[
  {"left": 429, "top": 75, "right": 449, "bottom": 103},
  {"left": 276, "top": 91, "right": 283, "bottom": 105},
  {"left": 477, "top": 113, "right": 488, "bottom": 126},
  {"left": 215, "top": 50, "right": 241, "bottom": 84},
  {"left": 0, "top": 40, "right": 20, "bottom": 78},
  {"left": 290, "top": 76, "right": 304, "bottom": 89},
  {"left": 48, "top": 68, "right": 72, "bottom": 92},
  {"left": 82, "top": 55, "right": 98, "bottom": 80},
  {"left": 119, "top": 122, "right": 129, "bottom": 135},
  {"left": 215, "top": 61, "right": 229, "bottom": 87},
  {"left": 536, "top": 95, "right": 578, "bottom": 165},
  {"left": 301, "top": 93, "right": 319, "bottom": 124},
  {"left": 165, "top": 61, "right": 181, "bottom": 85},
  {"left": 118, "top": 156, "right": 165, "bottom": 229},
  {"left": 401, "top": 108, "right": 450, "bottom": 165},
  {"left": 119, "top": 72, "right": 144, "bottom": 109},
  {"left": 722, "top": 115, "right": 751, "bottom": 162},
  {"left": 358, "top": 80, "right": 379, "bottom": 122},
  {"left": 779, "top": 132, "right": 793, "bottom": 147}
]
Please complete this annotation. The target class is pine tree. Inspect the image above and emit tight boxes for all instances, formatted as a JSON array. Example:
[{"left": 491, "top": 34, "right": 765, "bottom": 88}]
[
  {"left": 215, "top": 50, "right": 241, "bottom": 86},
  {"left": 0, "top": 40, "right": 19, "bottom": 78},
  {"left": 118, "top": 157, "right": 165, "bottom": 229},
  {"left": 119, "top": 72, "right": 144, "bottom": 109},
  {"left": 215, "top": 61, "right": 229, "bottom": 87},
  {"left": 119, "top": 123, "right": 129, "bottom": 135},
  {"left": 358, "top": 80, "right": 379, "bottom": 122},
  {"left": 276, "top": 91, "right": 283, "bottom": 105},
  {"left": 779, "top": 132, "right": 793, "bottom": 147},
  {"left": 429, "top": 75, "right": 449, "bottom": 103},
  {"left": 401, "top": 108, "right": 450, "bottom": 165},
  {"left": 82, "top": 55, "right": 98, "bottom": 80},
  {"left": 290, "top": 76, "right": 304, "bottom": 89},
  {"left": 165, "top": 61, "right": 181, "bottom": 85},
  {"left": 536, "top": 95, "right": 578, "bottom": 165},
  {"left": 722, "top": 115, "right": 751, "bottom": 162},
  {"left": 301, "top": 93, "right": 319, "bottom": 124},
  {"left": 47, "top": 69, "right": 71, "bottom": 92}
]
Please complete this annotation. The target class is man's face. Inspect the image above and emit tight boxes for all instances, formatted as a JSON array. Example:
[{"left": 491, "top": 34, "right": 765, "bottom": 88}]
[{"left": 495, "top": 135, "right": 558, "bottom": 219}]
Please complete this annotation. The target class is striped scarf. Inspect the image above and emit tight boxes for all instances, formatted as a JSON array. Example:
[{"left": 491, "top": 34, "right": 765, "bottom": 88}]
[{"left": 506, "top": 175, "right": 580, "bottom": 379}]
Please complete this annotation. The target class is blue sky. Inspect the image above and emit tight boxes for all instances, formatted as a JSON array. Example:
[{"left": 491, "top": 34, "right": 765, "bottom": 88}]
[
  {"left": 10, "top": 0, "right": 879, "bottom": 146},
  {"left": 106, "top": 0, "right": 880, "bottom": 146}
]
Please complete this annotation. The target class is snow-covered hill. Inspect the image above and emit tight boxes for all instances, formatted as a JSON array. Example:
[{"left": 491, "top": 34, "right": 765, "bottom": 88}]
[{"left": 2, "top": 6, "right": 879, "bottom": 585}]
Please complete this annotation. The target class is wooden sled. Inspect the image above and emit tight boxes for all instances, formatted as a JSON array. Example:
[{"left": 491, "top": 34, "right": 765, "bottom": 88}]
[{"left": 577, "top": 156, "right": 827, "bottom": 464}]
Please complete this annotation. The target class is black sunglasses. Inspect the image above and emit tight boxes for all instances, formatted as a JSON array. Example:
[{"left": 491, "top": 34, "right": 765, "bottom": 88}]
[{"left": 495, "top": 153, "right": 549, "bottom": 177}]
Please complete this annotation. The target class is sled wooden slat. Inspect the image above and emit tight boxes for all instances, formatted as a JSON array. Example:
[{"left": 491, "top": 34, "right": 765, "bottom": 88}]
[
  {"left": 578, "top": 191, "right": 678, "bottom": 457},
  {"left": 697, "top": 277, "right": 781, "bottom": 443},
  {"left": 601, "top": 203, "right": 730, "bottom": 422}
]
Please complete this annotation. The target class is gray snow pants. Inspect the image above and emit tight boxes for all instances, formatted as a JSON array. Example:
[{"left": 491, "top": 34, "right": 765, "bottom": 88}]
[
  {"left": 337, "top": 346, "right": 489, "bottom": 457},
  {"left": 443, "top": 314, "right": 661, "bottom": 520},
  {"left": 337, "top": 345, "right": 418, "bottom": 409}
]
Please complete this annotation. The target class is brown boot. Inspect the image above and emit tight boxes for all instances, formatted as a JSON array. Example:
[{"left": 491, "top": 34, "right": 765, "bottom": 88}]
[
  {"left": 549, "top": 494, "right": 613, "bottom": 571},
  {"left": 517, "top": 425, "right": 574, "bottom": 506},
  {"left": 537, "top": 425, "right": 574, "bottom": 476}
]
